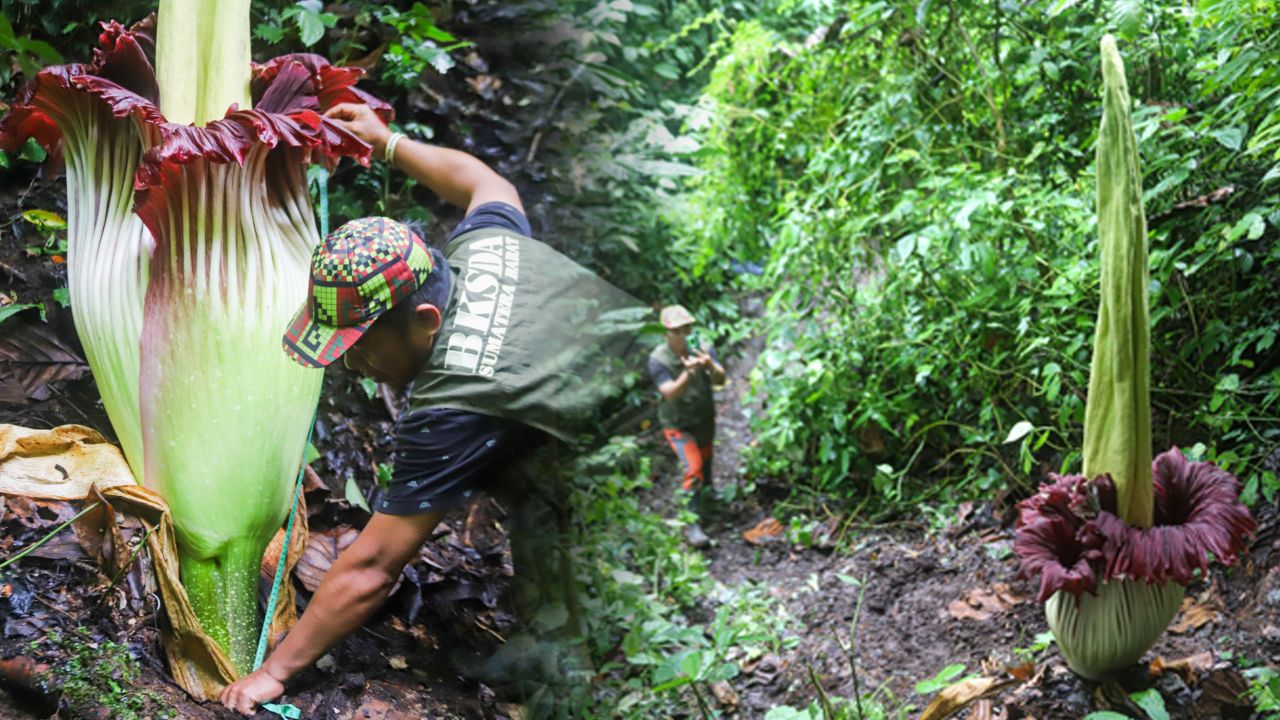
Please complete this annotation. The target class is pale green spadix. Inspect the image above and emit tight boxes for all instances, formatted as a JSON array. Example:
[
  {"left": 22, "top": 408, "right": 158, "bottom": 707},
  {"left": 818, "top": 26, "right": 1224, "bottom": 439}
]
[
  {"left": 1081, "top": 34, "right": 1153, "bottom": 530},
  {"left": 1046, "top": 35, "right": 1180, "bottom": 680},
  {"left": 155, "top": 0, "right": 252, "bottom": 126}
]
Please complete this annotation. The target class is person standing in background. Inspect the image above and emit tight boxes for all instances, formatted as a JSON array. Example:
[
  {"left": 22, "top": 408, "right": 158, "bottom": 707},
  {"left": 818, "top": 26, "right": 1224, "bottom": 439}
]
[{"left": 648, "top": 305, "right": 726, "bottom": 544}]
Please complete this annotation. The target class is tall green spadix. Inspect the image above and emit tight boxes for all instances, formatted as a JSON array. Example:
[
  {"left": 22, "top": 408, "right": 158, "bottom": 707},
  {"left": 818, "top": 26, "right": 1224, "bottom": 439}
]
[
  {"left": 1082, "top": 34, "right": 1153, "bottom": 529},
  {"left": 156, "top": 0, "right": 252, "bottom": 125}
]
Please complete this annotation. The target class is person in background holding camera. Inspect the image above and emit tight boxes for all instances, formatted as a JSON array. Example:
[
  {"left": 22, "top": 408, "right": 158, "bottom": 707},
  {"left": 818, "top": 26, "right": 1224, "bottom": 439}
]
[{"left": 648, "top": 305, "right": 726, "bottom": 546}]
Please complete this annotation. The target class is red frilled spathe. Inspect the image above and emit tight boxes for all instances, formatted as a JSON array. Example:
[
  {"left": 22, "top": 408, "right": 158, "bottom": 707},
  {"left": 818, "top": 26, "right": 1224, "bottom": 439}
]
[
  {"left": 1014, "top": 448, "right": 1256, "bottom": 603},
  {"left": 0, "top": 16, "right": 390, "bottom": 191}
]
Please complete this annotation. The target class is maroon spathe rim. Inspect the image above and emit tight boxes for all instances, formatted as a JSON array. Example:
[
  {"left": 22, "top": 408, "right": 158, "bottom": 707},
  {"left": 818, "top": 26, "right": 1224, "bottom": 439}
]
[
  {"left": 0, "top": 16, "right": 392, "bottom": 241},
  {"left": 1014, "top": 448, "right": 1257, "bottom": 603}
]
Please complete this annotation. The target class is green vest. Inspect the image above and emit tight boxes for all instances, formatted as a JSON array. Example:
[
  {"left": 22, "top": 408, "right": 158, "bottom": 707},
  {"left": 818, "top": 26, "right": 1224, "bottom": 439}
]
[
  {"left": 410, "top": 227, "right": 652, "bottom": 444},
  {"left": 650, "top": 341, "right": 716, "bottom": 443}
]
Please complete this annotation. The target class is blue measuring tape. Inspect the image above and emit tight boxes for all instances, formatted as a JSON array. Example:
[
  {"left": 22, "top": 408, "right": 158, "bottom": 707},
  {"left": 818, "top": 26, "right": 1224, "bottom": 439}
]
[{"left": 251, "top": 168, "right": 330, "bottom": 719}]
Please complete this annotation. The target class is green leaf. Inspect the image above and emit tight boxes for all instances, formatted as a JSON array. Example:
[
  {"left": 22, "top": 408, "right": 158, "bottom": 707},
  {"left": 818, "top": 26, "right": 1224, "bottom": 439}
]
[
  {"left": 1130, "top": 688, "right": 1169, "bottom": 720},
  {"left": 0, "top": 303, "right": 39, "bottom": 326},
  {"left": 1047, "top": 0, "right": 1082, "bottom": 16},
  {"left": 303, "top": 442, "right": 321, "bottom": 465},
  {"left": 915, "top": 662, "right": 966, "bottom": 694},
  {"left": 52, "top": 288, "right": 71, "bottom": 308},
  {"left": 295, "top": 8, "right": 326, "bottom": 46},
  {"left": 22, "top": 209, "right": 67, "bottom": 232},
  {"left": 1209, "top": 127, "right": 1245, "bottom": 152},
  {"left": 1083, "top": 713, "right": 1130, "bottom": 720},
  {"left": 344, "top": 475, "right": 371, "bottom": 513},
  {"left": 16, "top": 38, "right": 62, "bottom": 64},
  {"left": 255, "top": 23, "right": 286, "bottom": 44},
  {"left": 1112, "top": 0, "right": 1143, "bottom": 38},
  {"left": 360, "top": 376, "right": 378, "bottom": 399},
  {"left": 654, "top": 62, "right": 680, "bottom": 80},
  {"left": 18, "top": 138, "right": 46, "bottom": 163}
]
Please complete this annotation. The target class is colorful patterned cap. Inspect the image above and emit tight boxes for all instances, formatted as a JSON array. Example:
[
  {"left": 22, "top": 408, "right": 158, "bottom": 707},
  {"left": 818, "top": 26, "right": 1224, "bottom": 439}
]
[{"left": 283, "top": 217, "right": 435, "bottom": 368}]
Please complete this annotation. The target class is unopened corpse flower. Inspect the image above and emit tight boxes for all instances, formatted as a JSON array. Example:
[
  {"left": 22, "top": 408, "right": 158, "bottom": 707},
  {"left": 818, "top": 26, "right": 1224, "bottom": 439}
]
[
  {"left": 0, "top": 3, "right": 388, "bottom": 673},
  {"left": 1013, "top": 36, "right": 1255, "bottom": 679}
]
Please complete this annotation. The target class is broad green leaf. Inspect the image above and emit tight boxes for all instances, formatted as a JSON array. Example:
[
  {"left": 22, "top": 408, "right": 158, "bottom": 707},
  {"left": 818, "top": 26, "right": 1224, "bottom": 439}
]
[
  {"left": 1112, "top": 0, "right": 1143, "bottom": 37},
  {"left": 1130, "top": 688, "right": 1169, "bottom": 720},
  {"left": 1210, "top": 126, "right": 1245, "bottom": 152},
  {"left": 344, "top": 475, "right": 371, "bottom": 512},
  {"left": 22, "top": 209, "right": 67, "bottom": 232},
  {"left": 295, "top": 8, "right": 326, "bottom": 46},
  {"left": 0, "top": 303, "right": 39, "bottom": 326},
  {"left": 1048, "top": 0, "right": 1082, "bottom": 16}
]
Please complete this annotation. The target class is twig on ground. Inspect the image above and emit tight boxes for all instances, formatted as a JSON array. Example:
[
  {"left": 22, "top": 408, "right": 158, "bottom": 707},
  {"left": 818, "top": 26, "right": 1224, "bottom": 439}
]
[{"left": 807, "top": 662, "right": 836, "bottom": 719}]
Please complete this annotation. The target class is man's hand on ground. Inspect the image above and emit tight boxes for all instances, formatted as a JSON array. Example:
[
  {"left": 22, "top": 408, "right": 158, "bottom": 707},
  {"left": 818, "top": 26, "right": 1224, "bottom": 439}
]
[
  {"left": 219, "top": 667, "right": 285, "bottom": 716},
  {"left": 324, "top": 103, "right": 392, "bottom": 155}
]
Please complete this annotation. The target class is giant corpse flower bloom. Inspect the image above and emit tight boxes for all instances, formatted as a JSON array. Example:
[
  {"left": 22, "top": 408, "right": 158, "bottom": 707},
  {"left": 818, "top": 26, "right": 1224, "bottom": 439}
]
[
  {"left": 1013, "top": 36, "right": 1255, "bottom": 680},
  {"left": 0, "top": 4, "right": 389, "bottom": 676}
]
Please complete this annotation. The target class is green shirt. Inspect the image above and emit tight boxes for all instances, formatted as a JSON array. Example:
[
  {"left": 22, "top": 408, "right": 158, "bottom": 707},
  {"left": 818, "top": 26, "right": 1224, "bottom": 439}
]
[
  {"left": 410, "top": 227, "right": 651, "bottom": 444},
  {"left": 649, "top": 341, "right": 716, "bottom": 444}
]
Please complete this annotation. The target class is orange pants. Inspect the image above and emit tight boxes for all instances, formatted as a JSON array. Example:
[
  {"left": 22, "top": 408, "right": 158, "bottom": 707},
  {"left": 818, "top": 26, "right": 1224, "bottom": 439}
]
[{"left": 663, "top": 428, "right": 714, "bottom": 492}]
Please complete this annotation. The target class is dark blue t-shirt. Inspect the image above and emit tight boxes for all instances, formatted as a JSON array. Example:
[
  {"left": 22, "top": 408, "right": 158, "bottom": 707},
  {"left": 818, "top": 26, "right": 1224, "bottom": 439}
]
[{"left": 446, "top": 201, "right": 530, "bottom": 241}]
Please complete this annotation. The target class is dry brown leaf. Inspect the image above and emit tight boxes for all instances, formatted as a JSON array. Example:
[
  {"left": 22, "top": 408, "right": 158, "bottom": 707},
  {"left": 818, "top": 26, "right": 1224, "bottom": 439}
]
[
  {"left": 1006, "top": 662, "right": 1036, "bottom": 682},
  {"left": 971, "top": 699, "right": 995, "bottom": 720},
  {"left": 710, "top": 680, "right": 738, "bottom": 707},
  {"left": 1191, "top": 667, "right": 1252, "bottom": 720},
  {"left": 947, "top": 583, "right": 1027, "bottom": 621},
  {"left": 1169, "top": 598, "right": 1218, "bottom": 634},
  {"left": 947, "top": 598, "right": 992, "bottom": 622},
  {"left": 1149, "top": 651, "right": 1214, "bottom": 681},
  {"left": 294, "top": 525, "right": 361, "bottom": 592},
  {"left": 0, "top": 315, "right": 89, "bottom": 404},
  {"left": 743, "top": 517, "right": 784, "bottom": 545},
  {"left": 0, "top": 425, "right": 309, "bottom": 700},
  {"left": 919, "top": 676, "right": 1014, "bottom": 720}
]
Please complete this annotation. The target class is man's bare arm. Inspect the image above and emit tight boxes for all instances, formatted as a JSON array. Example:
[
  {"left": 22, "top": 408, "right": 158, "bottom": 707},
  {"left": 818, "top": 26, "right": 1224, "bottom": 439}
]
[{"left": 324, "top": 103, "right": 522, "bottom": 214}]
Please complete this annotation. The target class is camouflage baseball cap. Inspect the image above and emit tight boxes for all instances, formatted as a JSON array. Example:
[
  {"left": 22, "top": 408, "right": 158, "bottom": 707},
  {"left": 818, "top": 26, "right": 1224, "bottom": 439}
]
[{"left": 283, "top": 217, "right": 435, "bottom": 368}]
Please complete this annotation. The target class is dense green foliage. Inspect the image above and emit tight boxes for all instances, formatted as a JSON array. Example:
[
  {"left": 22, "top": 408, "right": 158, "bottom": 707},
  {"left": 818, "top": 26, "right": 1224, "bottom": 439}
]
[{"left": 675, "top": 0, "right": 1280, "bottom": 511}]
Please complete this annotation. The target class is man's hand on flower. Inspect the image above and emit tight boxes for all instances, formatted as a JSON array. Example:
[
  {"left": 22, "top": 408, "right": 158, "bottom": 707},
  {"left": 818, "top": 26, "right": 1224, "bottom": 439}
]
[{"left": 325, "top": 103, "right": 392, "bottom": 155}]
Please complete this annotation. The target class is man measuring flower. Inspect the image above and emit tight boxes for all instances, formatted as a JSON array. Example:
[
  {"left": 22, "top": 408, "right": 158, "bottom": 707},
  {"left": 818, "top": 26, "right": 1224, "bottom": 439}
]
[{"left": 220, "top": 102, "right": 646, "bottom": 714}]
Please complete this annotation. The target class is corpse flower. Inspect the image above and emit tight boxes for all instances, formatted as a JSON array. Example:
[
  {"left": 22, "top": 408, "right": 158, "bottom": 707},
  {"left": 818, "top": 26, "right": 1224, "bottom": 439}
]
[
  {"left": 1013, "top": 36, "right": 1256, "bottom": 679},
  {"left": 0, "top": 0, "right": 389, "bottom": 675}
]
